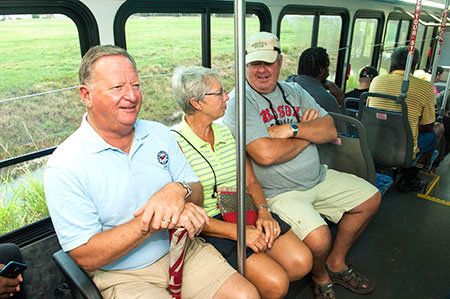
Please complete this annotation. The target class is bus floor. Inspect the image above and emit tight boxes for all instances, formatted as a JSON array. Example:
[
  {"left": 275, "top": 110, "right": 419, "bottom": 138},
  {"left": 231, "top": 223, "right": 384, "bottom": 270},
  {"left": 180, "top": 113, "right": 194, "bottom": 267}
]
[{"left": 288, "top": 155, "right": 450, "bottom": 299}]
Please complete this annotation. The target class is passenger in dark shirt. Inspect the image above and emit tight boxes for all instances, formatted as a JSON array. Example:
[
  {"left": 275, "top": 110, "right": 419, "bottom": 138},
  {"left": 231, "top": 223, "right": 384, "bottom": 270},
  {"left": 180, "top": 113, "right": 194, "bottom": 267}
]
[
  {"left": 345, "top": 66, "right": 378, "bottom": 98},
  {"left": 345, "top": 66, "right": 378, "bottom": 109},
  {"left": 286, "top": 47, "right": 344, "bottom": 113}
]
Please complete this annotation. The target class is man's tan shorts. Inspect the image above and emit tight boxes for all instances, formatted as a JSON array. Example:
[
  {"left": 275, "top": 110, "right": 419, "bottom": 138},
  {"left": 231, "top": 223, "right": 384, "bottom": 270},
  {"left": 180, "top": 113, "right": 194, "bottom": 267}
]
[
  {"left": 267, "top": 168, "right": 379, "bottom": 240},
  {"left": 92, "top": 238, "right": 236, "bottom": 299}
]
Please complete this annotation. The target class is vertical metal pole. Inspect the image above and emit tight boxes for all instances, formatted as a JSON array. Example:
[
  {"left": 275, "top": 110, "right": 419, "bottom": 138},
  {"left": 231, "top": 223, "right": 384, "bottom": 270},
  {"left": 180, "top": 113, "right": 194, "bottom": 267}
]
[
  {"left": 311, "top": 13, "right": 319, "bottom": 47},
  {"left": 430, "top": 0, "right": 449, "bottom": 83},
  {"left": 234, "top": 0, "right": 246, "bottom": 275},
  {"left": 397, "top": 0, "right": 422, "bottom": 103},
  {"left": 201, "top": 9, "right": 212, "bottom": 68}
]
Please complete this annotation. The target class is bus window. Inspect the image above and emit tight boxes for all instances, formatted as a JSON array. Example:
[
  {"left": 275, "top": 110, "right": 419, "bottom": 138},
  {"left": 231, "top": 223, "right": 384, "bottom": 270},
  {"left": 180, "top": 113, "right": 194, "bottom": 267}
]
[
  {"left": 279, "top": 15, "right": 314, "bottom": 79},
  {"left": 419, "top": 25, "right": 434, "bottom": 70},
  {"left": 125, "top": 14, "right": 202, "bottom": 127},
  {"left": 317, "top": 15, "right": 342, "bottom": 81},
  {"left": 0, "top": 13, "right": 81, "bottom": 234},
  {"left": 346, "top": 18, "right": 378, "bottom": 92},
  {"left": 211, "top": 14, "right": 260, "bottom": 92},
  {"left": 398, "top": 20, "right": 410, "bottom": 46},
  {"left": 380, "top": 20, "right": 400, "bottom": 74}
]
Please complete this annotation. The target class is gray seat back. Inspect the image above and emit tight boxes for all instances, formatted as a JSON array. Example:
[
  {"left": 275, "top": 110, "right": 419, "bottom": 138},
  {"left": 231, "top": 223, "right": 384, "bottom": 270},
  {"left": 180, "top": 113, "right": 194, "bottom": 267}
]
[
  {"left": 318, "top": 112, "right": 376, "bottom": 185},
  {"left": 358, "top": 92, "right": 414, "bottom": 168},
  {"left": 342, "top": 97, "right": 360, "bottom": 118}
]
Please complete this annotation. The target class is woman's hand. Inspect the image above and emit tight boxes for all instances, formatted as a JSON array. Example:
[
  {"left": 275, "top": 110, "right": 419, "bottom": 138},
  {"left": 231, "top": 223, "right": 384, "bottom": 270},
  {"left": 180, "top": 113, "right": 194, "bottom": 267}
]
[
  {"left": 245, "top": 226, "right": 268, "bottom": 253},
  {"left": 256, "top": 209, "right": 281, "bottom": 249}
]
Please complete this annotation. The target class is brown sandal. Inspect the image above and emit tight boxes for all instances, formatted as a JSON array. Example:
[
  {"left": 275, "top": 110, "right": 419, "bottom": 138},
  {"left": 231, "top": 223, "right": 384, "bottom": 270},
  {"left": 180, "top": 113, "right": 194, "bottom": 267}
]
[
  {"left": 312, "top": 281, "right": 336, "bottom": 299},
  {"left": 327, "top": 265, "right": 374, "bottom": 294}
]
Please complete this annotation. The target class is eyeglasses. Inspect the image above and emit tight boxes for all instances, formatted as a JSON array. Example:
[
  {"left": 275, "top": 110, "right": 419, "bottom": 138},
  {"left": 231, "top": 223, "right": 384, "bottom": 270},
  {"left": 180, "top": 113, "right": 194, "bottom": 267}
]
[{"left": 205, "top": 88, "right": 226, "bottom": 97}]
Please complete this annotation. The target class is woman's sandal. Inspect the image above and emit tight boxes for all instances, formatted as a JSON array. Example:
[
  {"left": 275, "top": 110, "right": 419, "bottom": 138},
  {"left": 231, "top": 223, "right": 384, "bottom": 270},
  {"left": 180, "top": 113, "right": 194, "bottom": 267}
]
[
  {"left": 312, "top": 281, "right": 336, "bottom": 299},
  {"left": 327, "top": 265, "right": 374, "bottom": 294}
]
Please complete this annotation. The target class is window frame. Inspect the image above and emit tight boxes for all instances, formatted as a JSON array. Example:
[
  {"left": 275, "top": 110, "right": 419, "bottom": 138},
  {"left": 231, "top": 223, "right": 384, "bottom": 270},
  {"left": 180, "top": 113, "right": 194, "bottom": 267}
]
[
  {"left": 0, "top": 0, "right": 99, "bottom": 56},
  {"left": 114, "top": 0, "right": 271, "bottom": 68},
  {"left": 277, "top": 5, "right": 350, "bottom": 88},
  {"left": 0, "top": 0, "right": 99, "bottom": 167},
  {"left": 0, "top": 0, "right": 100, "bottom": 240},
  {"left": 350, "top": 10, "right": 385, "bottom": 69}
]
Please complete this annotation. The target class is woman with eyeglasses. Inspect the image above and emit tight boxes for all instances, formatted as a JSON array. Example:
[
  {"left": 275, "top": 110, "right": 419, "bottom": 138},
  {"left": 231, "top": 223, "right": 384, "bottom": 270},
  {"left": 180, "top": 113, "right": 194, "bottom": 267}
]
[{"left": 171, "top": 66, "right": 312, "bottom": 298}]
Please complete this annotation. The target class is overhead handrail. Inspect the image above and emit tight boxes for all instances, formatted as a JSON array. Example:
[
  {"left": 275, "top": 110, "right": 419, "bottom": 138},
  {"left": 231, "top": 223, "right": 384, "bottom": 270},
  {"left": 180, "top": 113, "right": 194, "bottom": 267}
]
[
  {"left": 234, "top": 0, "right": 246, "bottom": 275},
  {"left": 394, "top": 7, "right": 450, "bottom": 26},
  {"left": 397, "top": 0, "right": 422, "bottom": 104}
]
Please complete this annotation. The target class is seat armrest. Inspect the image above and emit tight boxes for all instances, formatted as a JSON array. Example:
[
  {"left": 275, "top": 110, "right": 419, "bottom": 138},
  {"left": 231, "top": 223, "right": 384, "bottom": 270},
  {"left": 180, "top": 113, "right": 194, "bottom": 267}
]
[{"left": 52, "top": 250, "right": 102, "bottom": 299}]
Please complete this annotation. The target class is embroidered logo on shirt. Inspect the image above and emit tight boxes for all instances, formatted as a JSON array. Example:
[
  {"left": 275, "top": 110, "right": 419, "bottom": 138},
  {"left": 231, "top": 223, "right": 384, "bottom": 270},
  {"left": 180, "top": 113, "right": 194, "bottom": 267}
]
[{"left": 157, "top": 151, "right": 169, "bottom": 165}]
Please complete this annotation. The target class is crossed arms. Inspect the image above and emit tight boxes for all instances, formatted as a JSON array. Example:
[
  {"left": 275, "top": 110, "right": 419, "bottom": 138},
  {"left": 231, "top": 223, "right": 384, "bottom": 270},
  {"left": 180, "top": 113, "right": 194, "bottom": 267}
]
[{"left": 246, "top": 108, "right": 337, "bottom": 165}]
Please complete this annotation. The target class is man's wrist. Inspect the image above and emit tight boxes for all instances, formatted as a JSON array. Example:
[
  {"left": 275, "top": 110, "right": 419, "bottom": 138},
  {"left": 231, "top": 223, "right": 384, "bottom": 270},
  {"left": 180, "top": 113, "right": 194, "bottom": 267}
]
[{"left": 257, "top": 205, "right": 271, "bottom": 212}]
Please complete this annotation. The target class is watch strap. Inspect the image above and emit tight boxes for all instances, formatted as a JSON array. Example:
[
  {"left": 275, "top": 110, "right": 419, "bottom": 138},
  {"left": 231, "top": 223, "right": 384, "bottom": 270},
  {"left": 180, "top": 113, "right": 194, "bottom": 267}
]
[{"left": 180, "top": 181, "right": 192, "bottom": 199}]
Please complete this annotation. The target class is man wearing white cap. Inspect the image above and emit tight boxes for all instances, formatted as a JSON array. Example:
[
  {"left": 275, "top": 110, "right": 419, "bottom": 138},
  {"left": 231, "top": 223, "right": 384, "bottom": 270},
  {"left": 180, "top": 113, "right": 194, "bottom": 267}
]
[{"left": 224, "top": 32, "right": 381, "bottom": 298}]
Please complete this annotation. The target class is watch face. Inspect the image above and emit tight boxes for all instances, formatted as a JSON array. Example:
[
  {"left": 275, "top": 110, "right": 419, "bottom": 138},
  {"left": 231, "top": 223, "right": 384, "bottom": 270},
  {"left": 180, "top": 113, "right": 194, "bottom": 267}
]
[{"left": 291, "top": 122, "right": 298, "bottom": 130}]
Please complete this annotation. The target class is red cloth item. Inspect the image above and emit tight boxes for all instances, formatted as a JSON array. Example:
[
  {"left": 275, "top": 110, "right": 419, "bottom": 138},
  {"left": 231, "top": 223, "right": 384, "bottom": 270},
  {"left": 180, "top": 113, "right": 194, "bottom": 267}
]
[
  {"left": 168, "top": 228, "right": 189, "bottom": 299},
  {"left": 222, "top": 210, "right": 258, "bottom": 226}
]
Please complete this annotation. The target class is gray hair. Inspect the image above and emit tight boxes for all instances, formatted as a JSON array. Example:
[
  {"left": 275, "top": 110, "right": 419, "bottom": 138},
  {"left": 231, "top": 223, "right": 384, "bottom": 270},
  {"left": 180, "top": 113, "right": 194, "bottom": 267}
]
[
  {"left": 171, "top": 66, "right": 220, "bottom": 115},
  {"left": 79, "top": 45, "right": 137, "bottom": 85}
]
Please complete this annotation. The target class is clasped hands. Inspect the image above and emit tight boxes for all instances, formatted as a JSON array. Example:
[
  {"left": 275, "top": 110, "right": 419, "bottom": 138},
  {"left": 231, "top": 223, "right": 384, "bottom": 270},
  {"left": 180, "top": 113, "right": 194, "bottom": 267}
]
[
  {"left": 246, "top": 211, "right": 281, "bottom": 253},
  {"left": 134, "top": 182, "right": 209, "bottom": 239}
]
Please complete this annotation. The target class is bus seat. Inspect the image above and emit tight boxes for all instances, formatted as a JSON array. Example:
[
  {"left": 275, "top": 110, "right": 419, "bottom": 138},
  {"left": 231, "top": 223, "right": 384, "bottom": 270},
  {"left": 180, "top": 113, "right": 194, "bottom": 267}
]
[
  {"left": 358, "top": 92, "right": 414, "bottom": 169},
  {"left": 342, "top": 97, "right": 360, "bottom": 118},
  {"left": 52, "top": 250, "right": 102, "bottom": 299},
  {"left": 318, "top": 112, "right": 376, "bottom": 185},
  {"left": 318, "top": 112, "right": 393, "bottom": 195}
]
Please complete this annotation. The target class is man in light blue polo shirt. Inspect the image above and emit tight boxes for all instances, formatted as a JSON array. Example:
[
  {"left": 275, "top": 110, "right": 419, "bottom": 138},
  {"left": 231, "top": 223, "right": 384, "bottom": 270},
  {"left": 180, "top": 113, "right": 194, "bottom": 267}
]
[{"left": 44, "top": 45, "right": 258, "bottom": 298}]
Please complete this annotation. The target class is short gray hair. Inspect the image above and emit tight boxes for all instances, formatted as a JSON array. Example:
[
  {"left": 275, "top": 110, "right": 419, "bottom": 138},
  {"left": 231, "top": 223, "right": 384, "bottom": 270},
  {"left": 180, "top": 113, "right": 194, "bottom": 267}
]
[
  {"left": 171, "top": 66, "right": 220, "bottom": 115},
  {"left": 79, "top": 45, "right": 137, "bottom": 85}
]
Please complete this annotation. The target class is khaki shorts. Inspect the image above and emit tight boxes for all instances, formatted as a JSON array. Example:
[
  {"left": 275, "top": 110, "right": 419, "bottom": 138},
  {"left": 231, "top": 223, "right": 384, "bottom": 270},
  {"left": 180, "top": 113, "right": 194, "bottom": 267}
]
[
  {"left": 92, "top": 238, "right": 236, "bottom": 299},
  {"left": 267, "top": 168, "right": 378, "bottom": 240}
]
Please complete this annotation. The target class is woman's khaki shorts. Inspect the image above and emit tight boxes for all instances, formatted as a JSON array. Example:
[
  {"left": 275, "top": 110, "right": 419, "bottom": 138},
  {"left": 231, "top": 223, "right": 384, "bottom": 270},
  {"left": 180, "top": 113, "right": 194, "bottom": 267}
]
[
  {"left": 92, "top": 238, "right": 236, "bottom": 299},
  {"left": 267, "top": 168, "right": 379, "bottom": 240}
]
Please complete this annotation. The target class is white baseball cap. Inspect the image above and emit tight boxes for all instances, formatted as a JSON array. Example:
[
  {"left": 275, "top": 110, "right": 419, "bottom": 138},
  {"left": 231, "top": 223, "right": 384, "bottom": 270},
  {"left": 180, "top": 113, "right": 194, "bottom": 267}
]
[{"left": 246, "top": 32, "right": 281, "bottom": 64}]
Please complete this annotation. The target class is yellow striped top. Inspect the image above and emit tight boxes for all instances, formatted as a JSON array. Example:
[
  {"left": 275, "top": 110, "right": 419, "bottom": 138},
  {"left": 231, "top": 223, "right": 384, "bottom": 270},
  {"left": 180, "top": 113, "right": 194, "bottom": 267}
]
[
  {"left": 368, "top": 70, "right": 436, "bottom": 154},
  {"left": 174, "top": 118, "right": 237, "bottom": 217}
]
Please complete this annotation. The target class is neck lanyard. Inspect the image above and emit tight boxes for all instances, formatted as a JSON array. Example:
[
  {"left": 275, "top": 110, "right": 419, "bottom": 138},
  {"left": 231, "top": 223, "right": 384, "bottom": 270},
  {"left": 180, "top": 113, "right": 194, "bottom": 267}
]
[
  {"left": 171, "top": 129, "right": 217, "bottom": 199},
  {"left": 247, "top": 81, "right": 301, "bottom": 125}
]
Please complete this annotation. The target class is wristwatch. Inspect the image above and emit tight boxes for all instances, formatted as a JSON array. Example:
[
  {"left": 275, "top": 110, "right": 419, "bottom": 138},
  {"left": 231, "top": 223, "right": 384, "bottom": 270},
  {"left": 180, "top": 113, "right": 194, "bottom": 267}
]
[
  {"left": 290, "top": 122, "right": 299, "bottom": 137},
  {"left": 257, "top": 205, "right": 271, "bottom": 212},
  {"left": 180, "top": 181, "right": 192, "bottom": 200}
]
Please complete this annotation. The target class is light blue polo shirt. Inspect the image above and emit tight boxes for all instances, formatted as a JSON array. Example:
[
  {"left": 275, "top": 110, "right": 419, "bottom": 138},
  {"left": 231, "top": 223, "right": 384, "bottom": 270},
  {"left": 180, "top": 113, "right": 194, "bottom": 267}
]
[{"left": 44, "top": 115, "right": 198, "bottom": 271}]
